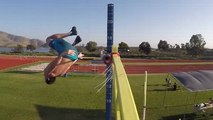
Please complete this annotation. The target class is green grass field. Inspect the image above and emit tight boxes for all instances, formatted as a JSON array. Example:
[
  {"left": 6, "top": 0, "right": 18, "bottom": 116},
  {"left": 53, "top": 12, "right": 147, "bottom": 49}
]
[
  {"left": 1, "top": 68, "right": 213, "bottom": 120},
  {"left": 130, "top": 74, "right": 213, "bottom": 120},
  {"left": 0, "top": 70, "right": 106, "bottom": 120}
]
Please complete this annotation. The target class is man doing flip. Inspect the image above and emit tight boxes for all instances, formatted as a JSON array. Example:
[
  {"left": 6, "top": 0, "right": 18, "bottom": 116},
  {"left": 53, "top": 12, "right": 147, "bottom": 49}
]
[{"left": 44, "top": 26, "right": 84, "bottom": 84}]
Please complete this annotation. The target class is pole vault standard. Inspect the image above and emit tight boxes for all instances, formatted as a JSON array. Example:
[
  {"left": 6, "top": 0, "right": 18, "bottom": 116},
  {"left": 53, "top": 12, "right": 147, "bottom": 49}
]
[
  {"left": 105, "top": 3, "right": 114, "bottom": 120},
  {"left": 143, "top": 71, "right": 147, "bottom": 120}
]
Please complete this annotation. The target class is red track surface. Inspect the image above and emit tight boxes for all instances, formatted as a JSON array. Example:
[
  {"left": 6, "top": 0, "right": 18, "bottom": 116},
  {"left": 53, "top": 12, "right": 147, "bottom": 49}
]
[
  {"left": 1, "top": 55, "right": 213, "bottom": 74},
  {"left": 0, "top": 55, "right": 52, "bottom": 70},
  {"left": 122, "top": 59, "right": 213, "bottom": 74},
  {"left": 71, "top": 59, "right": 213, "bottom": 74},
  {"left": 124, "top": 64, "right": 213, "bottom": 74},
  {"left": 121, "top": 59, "right": 213, "bottom": 63}
]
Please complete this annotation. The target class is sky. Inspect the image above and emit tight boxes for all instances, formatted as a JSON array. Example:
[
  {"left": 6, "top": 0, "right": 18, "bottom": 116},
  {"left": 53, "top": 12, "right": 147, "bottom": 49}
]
[{"left": 0, "top": 0, "right": 213, "bottom": 48}]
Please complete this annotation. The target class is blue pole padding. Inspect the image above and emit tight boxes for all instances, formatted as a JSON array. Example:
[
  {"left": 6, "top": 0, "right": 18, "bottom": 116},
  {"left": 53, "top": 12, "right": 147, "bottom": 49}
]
[{"left": 105, "top": 3, "right": 114, "bottom": 120}]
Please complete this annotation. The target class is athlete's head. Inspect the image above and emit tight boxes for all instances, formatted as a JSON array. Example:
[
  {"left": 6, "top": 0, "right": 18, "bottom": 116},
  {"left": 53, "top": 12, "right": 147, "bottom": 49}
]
[{"left": 45, "top": 77, "right": 56, "bottom": 84}]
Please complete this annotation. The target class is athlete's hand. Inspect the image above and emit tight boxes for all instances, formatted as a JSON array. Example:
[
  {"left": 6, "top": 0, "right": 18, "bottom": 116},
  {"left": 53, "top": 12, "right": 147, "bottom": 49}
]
[{"left": 78, "top": 53, "right": 84, "bottom": 59}]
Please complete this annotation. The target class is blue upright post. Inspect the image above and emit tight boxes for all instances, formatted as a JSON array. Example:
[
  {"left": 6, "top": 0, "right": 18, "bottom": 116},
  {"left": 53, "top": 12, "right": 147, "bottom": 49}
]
[{"left": 105, "top": 3, "right": 114, "bottom": 120}]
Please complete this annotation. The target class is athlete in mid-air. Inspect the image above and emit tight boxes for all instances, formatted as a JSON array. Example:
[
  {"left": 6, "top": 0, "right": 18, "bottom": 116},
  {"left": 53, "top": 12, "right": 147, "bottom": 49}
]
[{"left": 44, "top": 26, "right": 84, "bottom": 84}]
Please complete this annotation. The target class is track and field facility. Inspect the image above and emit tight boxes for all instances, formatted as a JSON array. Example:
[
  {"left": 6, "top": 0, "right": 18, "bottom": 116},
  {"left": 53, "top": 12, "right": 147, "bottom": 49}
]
[{"left": 1, "top": 55, "right": 213, "bottom": 120}]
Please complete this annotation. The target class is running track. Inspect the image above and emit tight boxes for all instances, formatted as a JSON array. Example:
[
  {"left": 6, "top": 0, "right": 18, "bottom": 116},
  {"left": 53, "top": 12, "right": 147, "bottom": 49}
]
[{"left": 1, "top": 55, "right": 213, "bottom": 74}]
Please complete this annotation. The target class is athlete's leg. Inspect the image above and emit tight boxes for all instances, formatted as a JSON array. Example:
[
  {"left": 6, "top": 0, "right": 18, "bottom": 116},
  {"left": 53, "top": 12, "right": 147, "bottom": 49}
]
[{"left": 46, "top": 26, "right": 77, "bottom": 45}]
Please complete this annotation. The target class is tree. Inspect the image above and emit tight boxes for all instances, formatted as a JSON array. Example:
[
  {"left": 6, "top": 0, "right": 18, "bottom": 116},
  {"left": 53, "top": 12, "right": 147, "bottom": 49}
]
[
  {"left": 13, "top": 44, "right": 24, "bottom": 53},
  {"left": 181, "top": 43, "right": 186, "bottom": 50},
  {"left": 186, "top": 34, "right": 206, "bottom": 56},
  {"left": 86, "top": 41, "right": 97, "bottom": 52},
  {"left": 175, "top": 44, "right": 180, "bottom": 49},
  {"left": 118, "top": 42, "right": 129, "bottom": 52},
  {"left": 26, "top": 44, "right": 36, "bottom": 51},
  {"left": 139, "top": 42, "right": 151, "bottom": 55},
  {"left": 158, "top": 40, "right": 169, "bottom": 50}
]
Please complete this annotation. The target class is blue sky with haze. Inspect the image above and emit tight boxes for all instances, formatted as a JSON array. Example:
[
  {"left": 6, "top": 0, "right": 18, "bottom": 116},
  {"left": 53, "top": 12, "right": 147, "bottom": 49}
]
[{"left": 0, "top": 0, "right": 213, "bottom": 48}]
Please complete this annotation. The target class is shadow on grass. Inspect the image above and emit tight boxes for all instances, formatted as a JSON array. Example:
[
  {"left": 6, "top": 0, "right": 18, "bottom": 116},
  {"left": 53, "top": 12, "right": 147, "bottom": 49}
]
[
  {"left": 35, "top": 105, "right": 105, "bottom": 120},
  {"left": 162, "top": 113, "right": 195, "bottom": 120},
  {"left": 148, "top": 88, "right": 168, "bottom": 92},
  {"left": 147, "top": 84, "right": 165, "bottom": 86},
  {"left": 4, "top": 70, "right": 39, "bottom": 74},
  {"left": 162, "top": 112, "right": 213, "bottom": 120}
]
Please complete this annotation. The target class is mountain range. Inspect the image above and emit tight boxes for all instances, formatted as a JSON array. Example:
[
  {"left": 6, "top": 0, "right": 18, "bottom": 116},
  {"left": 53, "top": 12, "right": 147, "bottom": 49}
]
[{"left": 0, "top": 31, "right": 45, "bottom": 48}]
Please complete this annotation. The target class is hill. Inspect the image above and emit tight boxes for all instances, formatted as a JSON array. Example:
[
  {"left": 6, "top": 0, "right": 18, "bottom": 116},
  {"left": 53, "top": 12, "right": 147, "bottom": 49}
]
[{"left": 0, "top": 31, "right": 45, "bottom": 48}]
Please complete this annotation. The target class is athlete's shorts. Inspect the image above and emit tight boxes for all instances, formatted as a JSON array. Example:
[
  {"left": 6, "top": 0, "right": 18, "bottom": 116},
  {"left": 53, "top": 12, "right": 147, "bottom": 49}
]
[{"left": 49, "top": 39, "right": 78, "bottom": 61}]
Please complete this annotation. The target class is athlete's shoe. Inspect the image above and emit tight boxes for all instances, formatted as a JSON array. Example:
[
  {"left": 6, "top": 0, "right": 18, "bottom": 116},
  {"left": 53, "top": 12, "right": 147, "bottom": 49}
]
[
  {"left": 72, "top": 35, "right": 82, "bottom": 46},
  {"left": 70, "top": 26, "right": 77, "bottom": 35}
]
